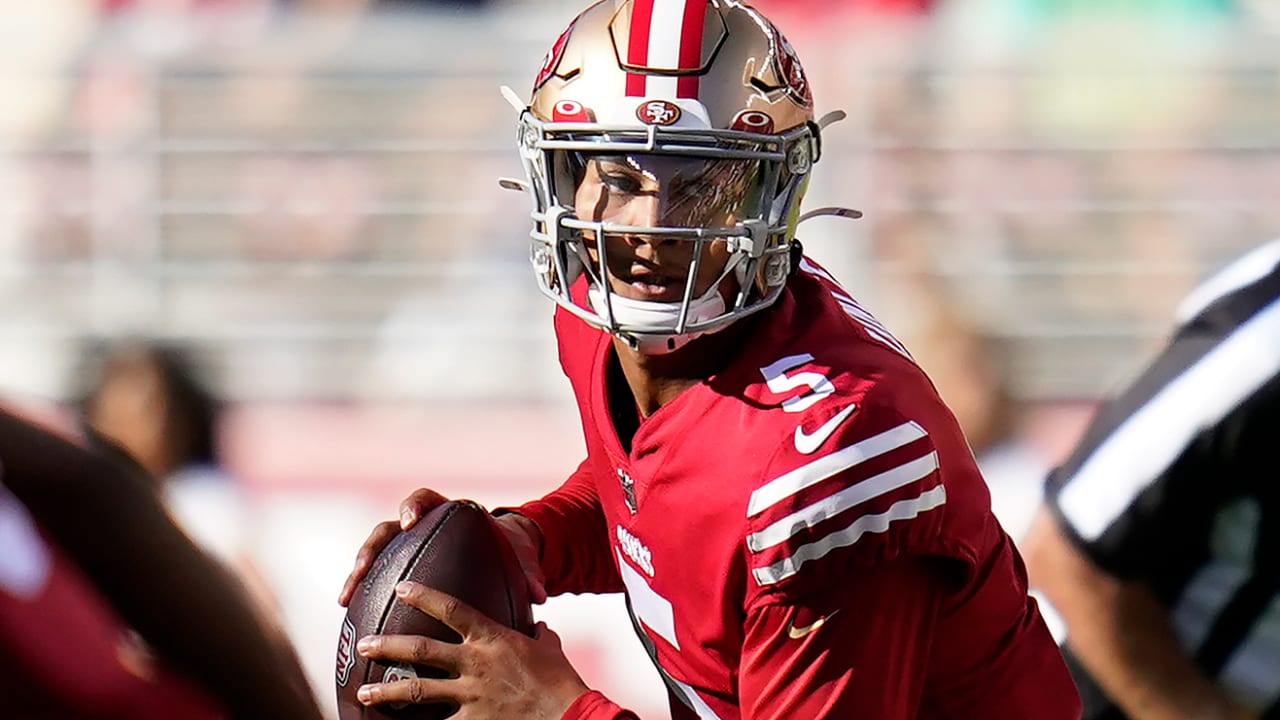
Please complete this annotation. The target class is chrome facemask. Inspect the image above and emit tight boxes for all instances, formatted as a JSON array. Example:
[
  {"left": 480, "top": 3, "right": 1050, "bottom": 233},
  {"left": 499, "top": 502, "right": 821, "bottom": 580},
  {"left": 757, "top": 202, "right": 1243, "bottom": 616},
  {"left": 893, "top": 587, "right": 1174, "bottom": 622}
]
[{"left": 516, "top": 112, "right": 817, "bottom": 353}]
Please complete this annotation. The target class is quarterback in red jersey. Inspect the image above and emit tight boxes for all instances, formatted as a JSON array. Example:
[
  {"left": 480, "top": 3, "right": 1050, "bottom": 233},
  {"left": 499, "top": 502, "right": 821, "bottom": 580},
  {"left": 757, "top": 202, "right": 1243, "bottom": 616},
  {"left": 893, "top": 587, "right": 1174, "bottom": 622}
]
[{"left": 341, "top": 1, "right": 1081, "bottom": 718}]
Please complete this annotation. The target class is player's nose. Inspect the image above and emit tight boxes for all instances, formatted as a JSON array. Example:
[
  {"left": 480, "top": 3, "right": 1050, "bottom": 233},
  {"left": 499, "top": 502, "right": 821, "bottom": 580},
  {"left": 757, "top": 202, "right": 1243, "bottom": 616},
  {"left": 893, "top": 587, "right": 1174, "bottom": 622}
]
[{"left": 615, "top": 195, "right": 677, "bottom": 256}]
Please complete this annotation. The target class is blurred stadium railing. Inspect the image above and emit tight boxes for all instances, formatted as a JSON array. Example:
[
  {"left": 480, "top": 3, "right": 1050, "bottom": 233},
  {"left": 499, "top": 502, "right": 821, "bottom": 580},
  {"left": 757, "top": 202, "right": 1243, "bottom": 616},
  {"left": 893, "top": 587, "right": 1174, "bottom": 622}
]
[
  {"left": 4, "top": 2, "right": 1279, "bottom": 716},
  {"left": 5, "top": 3, "right": 1278, "bottom": 404}
]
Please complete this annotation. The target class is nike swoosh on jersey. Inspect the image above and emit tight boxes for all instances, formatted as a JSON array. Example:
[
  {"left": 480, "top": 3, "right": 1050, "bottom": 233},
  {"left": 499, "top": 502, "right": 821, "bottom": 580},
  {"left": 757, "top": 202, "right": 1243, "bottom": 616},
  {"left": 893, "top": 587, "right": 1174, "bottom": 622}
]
[
  {"left": 787, "top": 610, "right": 839, "bottom": 639},
  {"left": 794, "top": 404, "right": 857, "bottom": 455}
]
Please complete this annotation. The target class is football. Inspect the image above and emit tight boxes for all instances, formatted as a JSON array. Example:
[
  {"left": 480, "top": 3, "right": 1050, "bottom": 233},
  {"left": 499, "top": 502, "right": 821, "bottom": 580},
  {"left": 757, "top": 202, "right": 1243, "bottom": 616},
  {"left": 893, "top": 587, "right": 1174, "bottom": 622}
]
[{"left": 335, "top": 500, "right": 536, "bottom": 720}]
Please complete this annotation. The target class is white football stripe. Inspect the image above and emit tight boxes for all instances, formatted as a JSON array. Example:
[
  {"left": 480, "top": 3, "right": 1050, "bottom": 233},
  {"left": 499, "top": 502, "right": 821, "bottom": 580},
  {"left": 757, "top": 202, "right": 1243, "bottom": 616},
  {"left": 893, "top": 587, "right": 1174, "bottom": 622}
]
[
  {"left": 747, "top": 421, "right": 928, "bottom": 517},
  {"left": 1058, "top": 296, "right": 1280, "bottom": 540},
  {"left": 747, "top": 451, "right": 939, "bottom": 552},
  {"left": 753, "top": 485, "right": 948, "bottom": 586}
]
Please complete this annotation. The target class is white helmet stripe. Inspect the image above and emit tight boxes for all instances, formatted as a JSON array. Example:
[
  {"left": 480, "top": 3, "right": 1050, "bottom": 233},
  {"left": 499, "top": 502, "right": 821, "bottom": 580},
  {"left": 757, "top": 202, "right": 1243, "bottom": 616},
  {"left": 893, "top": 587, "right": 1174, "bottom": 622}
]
[{"left": 625, "top": 0, "right": 708, "bottom": 99}]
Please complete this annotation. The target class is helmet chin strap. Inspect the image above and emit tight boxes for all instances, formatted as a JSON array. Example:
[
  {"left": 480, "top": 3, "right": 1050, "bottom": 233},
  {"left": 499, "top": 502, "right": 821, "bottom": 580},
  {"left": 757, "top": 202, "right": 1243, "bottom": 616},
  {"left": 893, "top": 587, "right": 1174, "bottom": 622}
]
[
  {"left": 586, "top": 252, "right": 749, "bottom": 355},
  {"left": 587, "top": 284, "right": 728, "bottom": 355}
]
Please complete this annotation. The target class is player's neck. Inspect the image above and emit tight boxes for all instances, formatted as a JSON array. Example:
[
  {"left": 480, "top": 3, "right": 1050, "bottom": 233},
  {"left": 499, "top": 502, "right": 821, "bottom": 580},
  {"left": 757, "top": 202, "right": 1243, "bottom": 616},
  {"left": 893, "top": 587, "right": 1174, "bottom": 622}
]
[{"left": 612, "top": 317, "right": 755, "bottom": 418}]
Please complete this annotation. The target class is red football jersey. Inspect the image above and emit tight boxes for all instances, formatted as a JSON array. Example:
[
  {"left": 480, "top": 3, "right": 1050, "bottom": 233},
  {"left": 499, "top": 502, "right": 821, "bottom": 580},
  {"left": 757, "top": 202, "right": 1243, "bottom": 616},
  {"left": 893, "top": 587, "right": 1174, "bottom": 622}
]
[
  {"left": 0, "top": 485, "right": 223, "bottom": 720},
  {"left": 521, "top": 259, "right": 1080, "bottom": 720}
]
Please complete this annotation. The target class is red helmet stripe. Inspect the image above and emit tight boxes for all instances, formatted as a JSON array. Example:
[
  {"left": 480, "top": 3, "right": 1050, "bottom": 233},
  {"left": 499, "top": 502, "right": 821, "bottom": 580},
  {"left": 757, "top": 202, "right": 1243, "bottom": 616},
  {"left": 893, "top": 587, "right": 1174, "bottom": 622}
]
[
  {"left": 625, "top": 0, "right": 655, "bottom": 96},
  {"left": 675, "top": 0, "right": 706, "bottom": 98},
  {"left": 627, "top": 1, "right": 707, "bottom": 100}
]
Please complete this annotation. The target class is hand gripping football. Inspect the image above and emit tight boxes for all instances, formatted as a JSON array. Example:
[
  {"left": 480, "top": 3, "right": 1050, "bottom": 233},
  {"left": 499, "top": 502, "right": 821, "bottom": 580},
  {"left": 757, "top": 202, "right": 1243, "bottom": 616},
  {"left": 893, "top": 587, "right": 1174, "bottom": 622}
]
[{"left": 335, "top": 501, "right": 536, "bottom": 719}]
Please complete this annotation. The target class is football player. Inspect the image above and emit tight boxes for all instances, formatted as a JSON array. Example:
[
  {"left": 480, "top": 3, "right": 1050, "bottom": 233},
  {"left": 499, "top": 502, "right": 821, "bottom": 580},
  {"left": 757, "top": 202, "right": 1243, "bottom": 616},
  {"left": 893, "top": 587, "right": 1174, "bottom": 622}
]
[
  {"left": 341, "top": 1, "right": 1081, "bottom": 717},
  {"left": 0, "top": 408, "right": 323, "bottom": 720}
]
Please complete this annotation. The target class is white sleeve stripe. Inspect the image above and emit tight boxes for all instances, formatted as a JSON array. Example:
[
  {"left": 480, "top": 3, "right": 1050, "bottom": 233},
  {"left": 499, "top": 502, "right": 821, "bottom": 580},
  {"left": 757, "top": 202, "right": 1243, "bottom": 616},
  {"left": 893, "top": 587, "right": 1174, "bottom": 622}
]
[
  {"left": 747, "top": 421, "right": 928, "bottom": 517},
  {"left": 798, "top": 259, "right": 913, "bottom": 357},
  {"left": 855, "top": 321, "right": 913, "bottom": 359},
  {"left": 836, "top": 298, "right": 902, "bottom": 340},
  {"left": 835, "top": 298, "right": 888, "bottom": 333},
  {"left": 747, "top": 451, "right": 939, "bottom": 552},
  {"left": 752, "top": 484, "right": 948, "bottom": 587},
  {"left": 1059, "top": 296, "right": 1280, "bottom": 541},
  {"left": 798, "top": 258, "right": 837, "bottom": 284}
]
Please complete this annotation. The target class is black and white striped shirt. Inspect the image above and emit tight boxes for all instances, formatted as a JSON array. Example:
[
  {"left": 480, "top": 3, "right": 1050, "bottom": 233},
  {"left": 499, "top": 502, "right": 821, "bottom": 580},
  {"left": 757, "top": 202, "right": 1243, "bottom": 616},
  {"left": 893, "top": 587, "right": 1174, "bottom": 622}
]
[{"left": 1045, "top": 239, "right": 1280, "bottom": 719}]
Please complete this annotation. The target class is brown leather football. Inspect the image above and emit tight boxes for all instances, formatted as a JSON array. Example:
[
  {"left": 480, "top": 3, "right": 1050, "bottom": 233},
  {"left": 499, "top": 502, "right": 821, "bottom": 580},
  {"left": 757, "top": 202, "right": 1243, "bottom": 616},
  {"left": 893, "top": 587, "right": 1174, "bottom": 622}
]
[{"left": 335, "top": 500, "right": 535, "bottom": 720}]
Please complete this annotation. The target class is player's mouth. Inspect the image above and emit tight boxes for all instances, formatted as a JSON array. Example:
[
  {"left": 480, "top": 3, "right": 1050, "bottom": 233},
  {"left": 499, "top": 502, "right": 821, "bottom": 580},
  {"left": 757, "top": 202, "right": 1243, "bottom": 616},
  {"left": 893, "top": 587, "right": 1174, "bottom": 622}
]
[{"left": 614, "top": 268, "right": 687, "bottom": 302}]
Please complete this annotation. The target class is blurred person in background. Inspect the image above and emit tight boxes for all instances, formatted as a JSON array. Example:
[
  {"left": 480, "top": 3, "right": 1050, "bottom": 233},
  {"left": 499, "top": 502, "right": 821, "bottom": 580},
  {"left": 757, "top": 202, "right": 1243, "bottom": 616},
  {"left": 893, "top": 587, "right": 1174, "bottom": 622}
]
[
  {"left": 0, "top": 407, "right": 324, "bottom": 720},
  {"left": 911, "top": 302, "right": 1050, "bottom": 544},
  {"left": 340, "top": 1, "right": 1079, "bottom": 718},
  {"left": 77, "top": 340, "right": 282, "bottom": 620},
  {"left": 1024, "top": 238, "right": 1280, "bottom": 720}
]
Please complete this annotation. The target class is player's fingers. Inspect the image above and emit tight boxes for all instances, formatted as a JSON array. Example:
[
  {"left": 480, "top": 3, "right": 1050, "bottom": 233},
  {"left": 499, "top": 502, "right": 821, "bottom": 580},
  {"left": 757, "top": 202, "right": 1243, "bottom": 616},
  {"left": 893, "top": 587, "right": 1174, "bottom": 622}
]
[
  {"left": 400, "top": 488, "right": 449, "bottom": 530},
  {"left": 338, "top": 520, "right": 401, "bottom": 606},
  {"left": 532, "top": 621, "right": 556, "bottom": 641},
  {"left": 356, "top": 678, "right": 458, "bottom": 708},
  {"left": 393, "top": 581, "right": 492, "bottom": 638},
  {"left": 357, "top": 634, "right": 462, "bottom": 671}
]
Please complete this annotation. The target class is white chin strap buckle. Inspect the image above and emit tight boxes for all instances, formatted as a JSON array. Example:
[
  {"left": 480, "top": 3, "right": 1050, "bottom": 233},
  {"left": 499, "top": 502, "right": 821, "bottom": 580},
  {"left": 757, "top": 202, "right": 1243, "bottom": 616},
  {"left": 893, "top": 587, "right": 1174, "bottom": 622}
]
[
  {"left": 623, "top": 332, "right": 689, "bottom": 356},
  {"left": 588, "top": 285, "right": 727, "bottom": 355}
]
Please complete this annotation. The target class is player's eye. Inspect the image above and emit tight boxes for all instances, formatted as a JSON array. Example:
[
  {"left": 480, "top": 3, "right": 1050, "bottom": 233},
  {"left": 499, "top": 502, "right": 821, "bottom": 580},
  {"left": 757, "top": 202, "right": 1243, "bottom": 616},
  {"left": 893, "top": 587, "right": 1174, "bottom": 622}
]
[{"left": 599, "top": 171, "right": 643, "bottom": 195}]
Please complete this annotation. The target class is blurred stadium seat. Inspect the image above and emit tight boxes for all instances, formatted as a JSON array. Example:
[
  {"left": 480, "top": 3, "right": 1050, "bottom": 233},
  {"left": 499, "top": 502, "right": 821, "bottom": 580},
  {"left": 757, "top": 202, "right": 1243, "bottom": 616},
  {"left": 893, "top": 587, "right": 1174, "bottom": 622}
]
[{"left": 3, "top": 1, "right": 1279, "bottom": 716}]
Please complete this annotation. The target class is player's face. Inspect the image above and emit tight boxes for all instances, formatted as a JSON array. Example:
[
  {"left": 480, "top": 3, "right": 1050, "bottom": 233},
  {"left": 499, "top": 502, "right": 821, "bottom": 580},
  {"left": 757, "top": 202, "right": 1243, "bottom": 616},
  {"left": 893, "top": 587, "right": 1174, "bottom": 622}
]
[{"left": 573, "top": 154, "right": 757, "bottom": 303}]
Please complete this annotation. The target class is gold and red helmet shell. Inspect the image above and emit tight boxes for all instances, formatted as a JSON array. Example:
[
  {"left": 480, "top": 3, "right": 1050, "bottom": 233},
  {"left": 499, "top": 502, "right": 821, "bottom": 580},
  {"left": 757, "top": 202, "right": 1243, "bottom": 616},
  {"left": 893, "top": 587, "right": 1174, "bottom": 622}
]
[
  {"left": 531, "top": 0, "right": 814, "bottom": 135},
  {"left": 514, "top": 0, "right": 826, "bottom": 353}
]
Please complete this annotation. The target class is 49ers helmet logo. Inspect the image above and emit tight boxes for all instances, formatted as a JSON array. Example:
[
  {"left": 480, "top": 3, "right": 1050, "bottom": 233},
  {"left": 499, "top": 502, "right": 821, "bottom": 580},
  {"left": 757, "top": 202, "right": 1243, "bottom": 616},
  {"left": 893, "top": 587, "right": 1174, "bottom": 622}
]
[
  {"left": 636, "top": 100, "right": 681, "bottom": 126},
  {"left": 774, "top": 30, "right": 812, "bottom": 106}
]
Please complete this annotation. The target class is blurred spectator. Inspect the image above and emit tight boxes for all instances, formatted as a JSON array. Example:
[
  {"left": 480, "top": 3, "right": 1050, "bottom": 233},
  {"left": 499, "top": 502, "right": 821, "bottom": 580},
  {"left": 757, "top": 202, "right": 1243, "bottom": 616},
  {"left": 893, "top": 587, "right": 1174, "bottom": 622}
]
[
  {"left": 77, "top": 341, "right": 280, "bottom": 618},
  {"left": 1023, "top": 238, "right": 1280, "bottom": 719},
  {"left": 751, "top": 0, "right": 938, "bottom": 22},
  {"left": 0, "top": 406, "right": 323, "bottom": 720},
  {"left": 232, "top": 153, "right": 376, "bottom": 263},
  {"left": 371, "top": 0, "right": 492, "bottom": 9},
  {"left": 895, "top": 281, "right": 1051, "bottom": 543}
]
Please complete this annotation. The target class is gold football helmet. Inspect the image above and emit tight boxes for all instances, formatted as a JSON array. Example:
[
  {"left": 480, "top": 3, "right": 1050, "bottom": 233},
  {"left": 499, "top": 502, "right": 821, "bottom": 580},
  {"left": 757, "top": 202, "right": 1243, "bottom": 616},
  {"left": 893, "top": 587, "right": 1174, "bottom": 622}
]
[{"left": 510, "top": 0, "right": 834, "bottom": 354}]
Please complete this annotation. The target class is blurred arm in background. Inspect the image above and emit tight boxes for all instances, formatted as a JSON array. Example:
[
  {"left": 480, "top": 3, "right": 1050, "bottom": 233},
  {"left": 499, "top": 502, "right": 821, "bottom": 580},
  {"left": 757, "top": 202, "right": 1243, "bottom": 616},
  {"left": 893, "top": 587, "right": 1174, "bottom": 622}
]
[
  {"left": 1024, "top": 510, "right": 1256, "bottom": 720},
  {"left": 1023, "top": 240, "right": 1280, "bottom": 720},
  {"left": 0, "top": 407, "right": 324, "bottom": 720}
]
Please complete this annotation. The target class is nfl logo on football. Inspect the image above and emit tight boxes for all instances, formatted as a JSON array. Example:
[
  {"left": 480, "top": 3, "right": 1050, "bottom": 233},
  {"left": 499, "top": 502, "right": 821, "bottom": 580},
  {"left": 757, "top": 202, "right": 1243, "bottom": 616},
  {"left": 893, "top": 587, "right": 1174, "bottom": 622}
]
[{"left": 335, "top": 617, "right": 356, "bottom": 687}]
